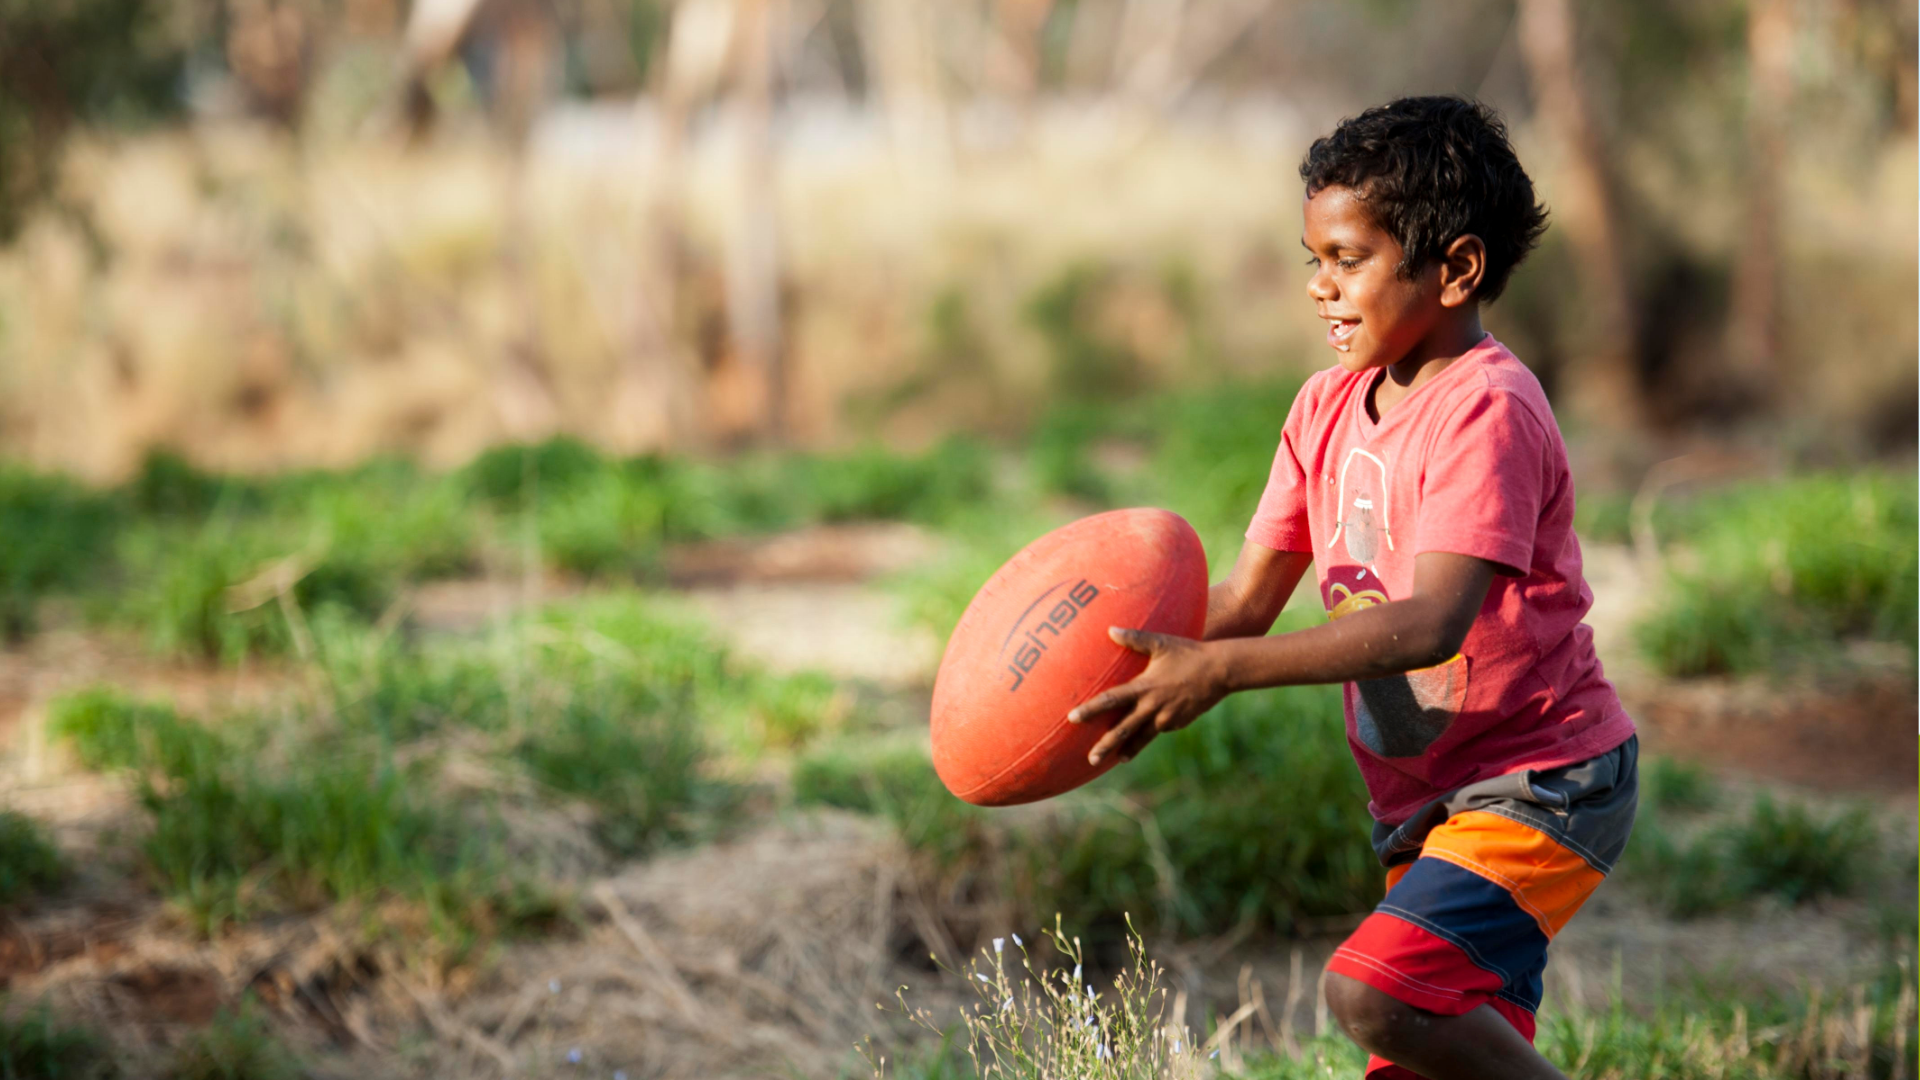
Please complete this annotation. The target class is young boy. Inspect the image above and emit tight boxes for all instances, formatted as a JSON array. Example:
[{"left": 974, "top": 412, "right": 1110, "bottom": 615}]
[{"left": 1066, "top": 96, "right": 1638, "bottom": 1080}]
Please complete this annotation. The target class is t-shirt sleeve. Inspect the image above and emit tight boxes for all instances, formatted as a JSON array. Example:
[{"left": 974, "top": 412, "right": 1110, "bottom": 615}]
[
  {"left": 1415, "top": 390, "right": 1549, "bottom": 576},
  {"left": 1244, "top": 379, "right": 1319, "bottom": 553}
]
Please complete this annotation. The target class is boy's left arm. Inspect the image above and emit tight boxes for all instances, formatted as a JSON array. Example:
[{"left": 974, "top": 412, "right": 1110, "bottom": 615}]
[{"left": 1070, "top": 551, "right": 1496, "bottom": 764}]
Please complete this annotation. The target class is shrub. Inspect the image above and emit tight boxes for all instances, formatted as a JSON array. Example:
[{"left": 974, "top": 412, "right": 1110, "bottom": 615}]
[
  {"left": 1036, "top": 686, "right": 1381, "bottom": 940},
  {"left": 787, "top": 439, "right": 988, "bottom": 526},
  {"left": 534, "top": 470, "right": 670, "bottom": 579},
  {"left": 123, "top": 451, "right": 258, "bottom": 519},
  {"left": 0, "top": 1004, "right": 118, "bottom": 1080},
  {"left": 516, "top": 698, "right": 722, "bottom": 856},
  {"left": 1640, "top": 756, "right": 1718, "bottom": 814},
  {"left": 163, "top": 1002, "right": 299, "bottom": 1080},
  {"left": 1619, "top": 794, "right": 1881, "bottom": 918},
  {"left": 538, "top": 593, "right": 843, "bottom": 753},
  {"left": 463, "top": 436, "right": 609, "bottom": 509},
  {"left": 1025, "top": 263, "right": 1148, "bottom": 404},
  {"left": 0, "top": 467, "right": 119, "bottom": 637},
  {"left": 1618, "top": 813, "right": 1742, "bottom": 918},
  {"left": 799, "top": 684, "right": 1379, "bottom": 943},
  {"left": 49, "top": 687, "right": 549, "bottom": 941},
  {"left": 0, "top": 811, "right": 66, "bottom": 904},
  {"left": 793, "top": 737, "right": 988, "bottom": 870},
  {"left": 1140, "top": 378, "right": 1307, "bottom": 559},
  {"left": 1635, "top": 472, "right": 1917, "bottom": 676},
  {"left": 1726, "top": 794, "right": 1878, "bottom": 905}
]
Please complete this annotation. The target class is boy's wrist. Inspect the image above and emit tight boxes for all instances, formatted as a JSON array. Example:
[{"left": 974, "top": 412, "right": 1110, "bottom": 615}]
[{"left": 1205, "top": 638, "right": 1249, "bottom": 696}]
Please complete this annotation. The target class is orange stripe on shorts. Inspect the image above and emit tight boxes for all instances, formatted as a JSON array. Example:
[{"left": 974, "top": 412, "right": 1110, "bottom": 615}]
[{"left": 1413, "top": 810, "right": 1605, "bottom": 938}]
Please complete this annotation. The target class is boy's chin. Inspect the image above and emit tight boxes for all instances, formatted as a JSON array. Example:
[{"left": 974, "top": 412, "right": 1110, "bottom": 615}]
[{"left": 1332, "top": 348, "right": 1378, "bottom": 373}]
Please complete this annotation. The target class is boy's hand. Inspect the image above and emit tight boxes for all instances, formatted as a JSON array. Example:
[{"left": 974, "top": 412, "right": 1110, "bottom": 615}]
[{"left": 1068, "top": 628, "right": 1227, "bottom": 765}]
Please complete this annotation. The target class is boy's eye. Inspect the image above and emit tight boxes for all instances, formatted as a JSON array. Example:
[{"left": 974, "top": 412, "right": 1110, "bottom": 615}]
[
  {"left": 1303, "top": 256, "right": 1320, "bottom": 267},
  {"left": 1338, "top": 257, "right": 1363, "bottom": 270}
]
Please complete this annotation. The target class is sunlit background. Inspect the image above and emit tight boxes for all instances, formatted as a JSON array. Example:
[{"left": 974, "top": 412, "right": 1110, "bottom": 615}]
[{"left": 0, "top": 2, "right": 1914, "bottom": 1078}]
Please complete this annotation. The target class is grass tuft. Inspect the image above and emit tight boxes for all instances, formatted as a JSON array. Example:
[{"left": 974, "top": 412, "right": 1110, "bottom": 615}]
[
  {"left": 49, "top": 686, "right": 554, "bottom": 944},
  {"left": 1635, "top": 472, "right": 1917, "bottom": 677},
  {"left": 1726, "top": 794, "right": 1878, "bottom": 905},
  {"left": 797, "top": 684, "right": 1377, "bottom": 944},
  {"left": 0, "top": 811, "right": 67, "bottom": 904},
  {"left": 1641, "top": 756, "right": 1719, "bottom": 815},
  {"left": 1621, "top": 792, "right": 1882, "bottom": 918},
  {"left": 515, "top": 698, "right": 723, "bottom": 857},
  {"left": 0, "top": 1004, "right": 118, "bottom": 1080},
  {"left": 0, "top": 467, "right": 119, "bottom": 638},
  {"left": 162, "top": 1002, "right": 300, "bottom": 1080}
]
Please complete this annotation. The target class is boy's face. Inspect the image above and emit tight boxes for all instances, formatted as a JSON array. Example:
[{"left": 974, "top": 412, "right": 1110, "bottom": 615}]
[{"left": 1301, "top": 185, "right": 1445, "bottom": 374}]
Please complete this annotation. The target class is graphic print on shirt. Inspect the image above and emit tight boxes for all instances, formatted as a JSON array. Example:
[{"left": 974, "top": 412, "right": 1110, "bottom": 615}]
[
  {"left": 1329, "top": 448, "right": 1394, "bottom": 568},
  {"left": 1322, "top": 455, "right": 1470, "bottom": 760}
]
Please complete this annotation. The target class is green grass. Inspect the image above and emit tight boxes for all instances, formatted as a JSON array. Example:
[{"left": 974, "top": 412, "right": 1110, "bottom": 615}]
[
  {"left": 1620, "top": 792, "right": 1882, "bottom": 918},
  {"left": 0, "top": 810, "right": 67, "bottom": 904},
  {"left": 0, "top": 467, "right": 120, "bottom": 638},
  {"left": 879, "top": 939, "right": 1918, "bottom": 1080},
  {"left": 49, "top": 591, "right": 834, "bottom": 948},
  {"left": 1232, "top": 982, "right": 1918, "bottom": 1080},
  {"left": 515, "top": 697, "right": 726, "bottom": 857},
  {"left": 0, "top": 437, "right": 993, "bottom": 661},
  {"left": 49, "top": 687, "right": 551, "bottom": 943},
  {"left": 793, "top": 736, "right": 990, "bottom": 871},
  {"left": 1641, "top": 756, "right": 1719, "bottom": 815},
  {"left": 0, "top": 1004, "right": 117, "bottom": 1080},
  {"left": 796, "top": 683, "right": 1377, "bottom": 944},
  {"left": 162, "top": 1002, "right": 300, "bottom": 1080},
  {"left": 1030, "top": 685, "right": 1380, "bottom": 941},
  {"left": 1634, "top": 472, "right": 1917, "bottom": 677}
]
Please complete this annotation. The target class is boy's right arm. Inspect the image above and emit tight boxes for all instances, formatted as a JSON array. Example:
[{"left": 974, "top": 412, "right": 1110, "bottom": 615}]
[{"left": 1202, "top": 540, "right": 1313, "bottom": 641}]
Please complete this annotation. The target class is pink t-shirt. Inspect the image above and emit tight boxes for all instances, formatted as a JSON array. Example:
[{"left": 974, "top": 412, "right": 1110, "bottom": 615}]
[{"left": 1245, "top": 335, "right": 1635, "bottom": 825}]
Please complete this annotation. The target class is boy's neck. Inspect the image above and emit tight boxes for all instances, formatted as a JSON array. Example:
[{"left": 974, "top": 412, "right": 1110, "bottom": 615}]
[{"left": 1368, "top": 310, "right": 1487, "bottom": 421}]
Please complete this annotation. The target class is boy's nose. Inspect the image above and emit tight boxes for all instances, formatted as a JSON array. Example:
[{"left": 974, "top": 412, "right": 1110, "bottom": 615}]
[{"left": 1307, "top": 265, "right": 1337, "bottom": 303}]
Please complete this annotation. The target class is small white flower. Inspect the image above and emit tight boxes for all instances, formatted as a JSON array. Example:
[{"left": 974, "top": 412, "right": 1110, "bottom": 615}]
[
  {"left": 993, "top": 937, "right": 1005, "bottom": 954},
  {"left": 976, "top": 973, "right": 991, "bottom": 983},
  {"left": 1012, "top": 933, "right": 1023, "bottom": 947},
  {"left": 1097, "top": 1042, "right": 1111, "bottom": 1060},
  {"left": 1171, "top": 1040, "right": 1181, "bottom": 1053},
  {"left": 1209, "top": 1049, "right": 1219, "bottom": 1060},
  {"left": 1072, "top": 963, "right": 1082, "bottom": 983},
  {"left": 566, "top": 1047, "right": 582, "bottom": 1064},
  {"left": 614, "top": 1073, "right": 628, "bottom": 1080},
  {"left": 1000, "top": 996, "right": 1014, "bottom": 1012},
  {"left": 549, "top": 979, "right": 562, "bottom": 994}
]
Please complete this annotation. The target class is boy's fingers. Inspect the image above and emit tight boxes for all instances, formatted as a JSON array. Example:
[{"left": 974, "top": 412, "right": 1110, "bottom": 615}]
[
  {"left": 1108, "top": 626, "right": 1167, "bottom": 653},
  {"left": 1067, "top": 682, "right": 1140, "bottom": 724},
  {"left": 1088, "top": 705, "right": 1153, "bottom": 765},
  {"left": 1116, "top": 723, "right": 1159, "bottom": 762}
]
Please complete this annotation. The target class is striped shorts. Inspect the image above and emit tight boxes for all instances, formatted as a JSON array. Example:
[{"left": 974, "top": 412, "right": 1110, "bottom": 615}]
[{"left": 1328, "top": 736, "right": 1639, "bottom": 1080}]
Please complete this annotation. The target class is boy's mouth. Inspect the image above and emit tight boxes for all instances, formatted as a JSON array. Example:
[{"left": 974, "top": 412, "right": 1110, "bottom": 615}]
[{"left": 1327, "top": 318, "right": 1360, "bottom": 351}]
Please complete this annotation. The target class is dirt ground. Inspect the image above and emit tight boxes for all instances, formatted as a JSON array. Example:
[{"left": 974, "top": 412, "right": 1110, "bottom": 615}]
[{"left": 0, "top": 534, "right": 1913, "bottom": 1078}]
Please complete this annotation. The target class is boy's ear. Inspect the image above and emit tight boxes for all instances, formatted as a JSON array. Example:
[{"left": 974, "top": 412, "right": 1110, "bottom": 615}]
[{"left": 1438, "top": 234, "right": 1487, "bottom": 308}]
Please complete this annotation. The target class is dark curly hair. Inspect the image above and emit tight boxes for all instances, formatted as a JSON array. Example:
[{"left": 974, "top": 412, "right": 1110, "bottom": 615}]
[{"left": 1300, "top": 96, "right": 1549, "bottom": 304}]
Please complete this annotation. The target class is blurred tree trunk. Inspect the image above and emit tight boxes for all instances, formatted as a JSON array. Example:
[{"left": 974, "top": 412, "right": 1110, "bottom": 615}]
[
  {"left": 989, "top": 0, "right": 1056, "bottom": 100},
  {"left": 728, "top": 0, "right": 788, "bottom": 443},
  {"left": 1516, "top": 0, "right": 1645, "bottom": 432},
  {"left": 1116, "top": 0, "right": 1186, "bottom": 103},
  {"left": 860, "top": 0, "right": 951, "bottom": 169},
  {"left": 606, "top": 0, "right": 719, "bottom": 453},
  {"left": 1726, "top": 0, "right": 1793, "bottom": 403}
]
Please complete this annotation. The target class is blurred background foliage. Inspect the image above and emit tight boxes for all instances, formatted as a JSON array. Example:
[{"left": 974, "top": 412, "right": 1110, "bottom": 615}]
[{"left": 0, "top": 0, "right": 1911, "bottom": 478}]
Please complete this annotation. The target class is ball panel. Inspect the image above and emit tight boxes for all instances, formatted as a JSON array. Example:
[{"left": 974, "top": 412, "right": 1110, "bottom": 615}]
[{"left": 929, "top": 508, "right": 1209, "bottom": 806}]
